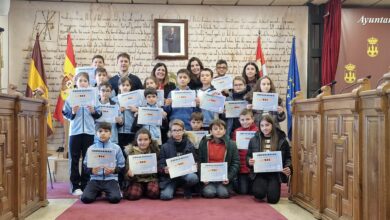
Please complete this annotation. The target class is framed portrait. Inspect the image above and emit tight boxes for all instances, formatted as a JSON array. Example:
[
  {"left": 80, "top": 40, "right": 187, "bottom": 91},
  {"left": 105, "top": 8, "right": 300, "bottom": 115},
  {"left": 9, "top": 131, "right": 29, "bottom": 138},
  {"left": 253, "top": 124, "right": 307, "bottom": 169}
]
[{"left": 154, "top": 19, "right": 188, "bottom": 60}]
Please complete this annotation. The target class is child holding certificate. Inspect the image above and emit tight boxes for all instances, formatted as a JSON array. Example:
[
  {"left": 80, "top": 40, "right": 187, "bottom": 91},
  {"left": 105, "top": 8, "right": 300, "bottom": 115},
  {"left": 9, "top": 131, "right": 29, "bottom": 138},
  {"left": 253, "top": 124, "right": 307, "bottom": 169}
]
[
  {"left": 199, "top": 119, "right": 240, "bottom": 199},
  {"left": 232, "top": 109, "right": 258, "bottom": 195},
  {"left": 246, "top": 115, "right": 292, "bottom": 204},
  {"left": 94, "top": 67, "right": 109, "bottom": 87},
  {"left": 62, "top": 72, "right": 102, "bottom": 196},
  {"left": 163, "top": 69, "right": 200, "bottom": 131},
  {"left": 159, "top": 119, "right": 199, "bottom": 200},
  {"left": 124, "top": 128, "right": 160, "bottom": 200},
  {"left": 81, "top": 122, "right": 126, "bottom": 204},
  {"left": 196, "top": 68, "right": 219, "bottom": 128},
  {"left": 245, "top": 76, "right": 286, "bottom": 128}
]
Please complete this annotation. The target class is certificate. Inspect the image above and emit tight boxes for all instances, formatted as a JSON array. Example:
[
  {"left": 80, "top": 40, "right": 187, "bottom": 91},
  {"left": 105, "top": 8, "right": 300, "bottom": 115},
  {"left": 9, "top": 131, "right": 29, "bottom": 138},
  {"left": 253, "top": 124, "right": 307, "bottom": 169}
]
[
  {"left": 211, "top": 75, "right": 233, "bottom": 91},
  {"left": 68, "top": 88, "right": 97, "bottom": 107},
  {"left": 128, "top": 153, "right": 157, "bottom": 175},
  {"left": 137, "top": 107, "right": 163, "bottom": 126},
  {"left": 200, "top": 162, "right": 228, "bottom": 182},
  {"left": 118, "top": 91, "right": 142, "bottom": 108},
  {"left": 166, "top": 153, "right": 197, "bottom": 179},
  {"left": 252, "top": 92, "right": 278, "bottom": 111},
  {"left": 139, "top": 89, "right": 164, "bottom": 107},
  {"left": 171, "top": 90, "right": 196, "bottom": 108},
  {"left": 200, "top": 93, "right": 226, "bottom": 113},
  {"left": 236, "top": 131, "right": 256, "bottom": 150},
  {"left": 225, "top": 101, "right": 248, "bottom": 118},
  {"left": 86, "top": 148, "right": 116, "bottom": 168},
  {"left": 76, "top": 67, "right": 96, "bottom": 86},
  {"left": 253, "top": 151, "right": 283, "bottom": 173},
  {"left": 187, "top": 130, "right": 208, "bottom": 149},
  {"left": 96, "top": 105, "right": 119, "bottom": 123}
]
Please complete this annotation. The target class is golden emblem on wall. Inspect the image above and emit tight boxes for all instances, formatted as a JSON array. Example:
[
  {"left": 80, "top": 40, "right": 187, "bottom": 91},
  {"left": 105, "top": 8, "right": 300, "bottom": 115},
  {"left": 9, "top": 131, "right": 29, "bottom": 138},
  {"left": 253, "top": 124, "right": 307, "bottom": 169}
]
[
  {"left": 344, "top": 63, "right": 356, "bottom": 84},
  {"left": 367, "top": 37, "right": 379, "bottom": 58}
]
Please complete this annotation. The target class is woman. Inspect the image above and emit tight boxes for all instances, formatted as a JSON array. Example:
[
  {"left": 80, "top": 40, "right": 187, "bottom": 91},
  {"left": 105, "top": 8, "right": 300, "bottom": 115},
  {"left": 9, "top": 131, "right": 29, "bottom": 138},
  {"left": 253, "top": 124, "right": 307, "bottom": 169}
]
[{"left": 151, "top": 63, "right": 176, "bottom": 99}]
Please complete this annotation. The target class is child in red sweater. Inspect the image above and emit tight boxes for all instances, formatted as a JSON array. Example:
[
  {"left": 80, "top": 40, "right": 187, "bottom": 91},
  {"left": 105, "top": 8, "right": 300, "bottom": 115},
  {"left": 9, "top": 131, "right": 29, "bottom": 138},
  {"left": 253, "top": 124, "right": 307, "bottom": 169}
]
[{"left": 232, "top": 109, "right": 258, "bottom": 194}]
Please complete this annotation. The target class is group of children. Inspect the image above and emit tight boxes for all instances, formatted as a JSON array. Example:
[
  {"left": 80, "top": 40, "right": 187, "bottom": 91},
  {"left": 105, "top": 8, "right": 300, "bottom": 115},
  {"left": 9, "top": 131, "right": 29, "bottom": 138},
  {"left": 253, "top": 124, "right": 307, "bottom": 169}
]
[{"left": 64, "top": 53, "right": 292, "bottom": 205}]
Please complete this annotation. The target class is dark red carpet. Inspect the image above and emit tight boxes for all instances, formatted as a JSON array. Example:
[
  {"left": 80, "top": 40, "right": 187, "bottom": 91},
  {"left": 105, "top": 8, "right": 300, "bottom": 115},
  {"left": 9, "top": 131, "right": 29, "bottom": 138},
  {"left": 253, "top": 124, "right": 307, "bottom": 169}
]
[
  {"left": 56, "top": 196, "right": 287, "bottom": 220},
  {"left": 47, "top": 182, "right": 78, "bottom": 199}
]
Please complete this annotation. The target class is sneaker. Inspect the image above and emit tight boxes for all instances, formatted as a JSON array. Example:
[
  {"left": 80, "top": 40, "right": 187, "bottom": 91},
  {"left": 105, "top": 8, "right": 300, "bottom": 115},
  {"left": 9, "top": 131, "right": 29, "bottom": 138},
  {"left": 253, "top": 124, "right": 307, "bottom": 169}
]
[{"left": 72, "top": 189, "right": 83, "bottom": 196}]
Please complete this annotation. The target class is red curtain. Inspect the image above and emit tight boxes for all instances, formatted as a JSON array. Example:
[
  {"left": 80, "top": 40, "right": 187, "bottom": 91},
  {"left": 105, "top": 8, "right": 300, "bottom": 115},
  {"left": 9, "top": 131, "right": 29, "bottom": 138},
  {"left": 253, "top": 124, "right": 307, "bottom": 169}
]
[{"left": 321, "top": 0, "right": 341, "bottom": 86}]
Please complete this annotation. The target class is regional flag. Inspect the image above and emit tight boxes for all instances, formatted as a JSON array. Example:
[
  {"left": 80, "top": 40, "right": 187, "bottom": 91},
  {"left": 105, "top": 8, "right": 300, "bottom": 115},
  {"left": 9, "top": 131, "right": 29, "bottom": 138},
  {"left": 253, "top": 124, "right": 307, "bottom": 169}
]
[
  {"left": 286, "top": 36, "right": 301, "bottom": 141},
  {"left": 256, "top": 34, "right": 267, "bottom": 77},
  {"left": 25, "top": 34, "right": 54, "bottom": 136},
  {"left": 53, "top": 33, "right": 76, "bottom": 124}
]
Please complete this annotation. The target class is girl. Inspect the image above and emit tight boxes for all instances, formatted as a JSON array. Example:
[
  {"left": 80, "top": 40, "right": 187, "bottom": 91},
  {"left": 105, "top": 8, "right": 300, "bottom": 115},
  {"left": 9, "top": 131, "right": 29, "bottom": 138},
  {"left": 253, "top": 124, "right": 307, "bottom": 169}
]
[
  {"left": 241, "top": 62, "right": 260, "bottom": 90},
  {"left": 62, "top": 72, "right": 101, "bottom": 195},
  {"left": 144, "top": 76, "right": 158, "bottom": 89},
  {"left": 186, "top": 57, "right": 204, "bottom": 90},
  {"left": 245, "top": 75, "right": 286, "bottom": 128},
  {"left": 246, "top": 115, "right": 292, "bottom": 204},
  {"left": 124, "top": 128, "right": 160, "bottom": 200},
  {"left": 151, "top": 63, "right": 176, "bottom": 99}
]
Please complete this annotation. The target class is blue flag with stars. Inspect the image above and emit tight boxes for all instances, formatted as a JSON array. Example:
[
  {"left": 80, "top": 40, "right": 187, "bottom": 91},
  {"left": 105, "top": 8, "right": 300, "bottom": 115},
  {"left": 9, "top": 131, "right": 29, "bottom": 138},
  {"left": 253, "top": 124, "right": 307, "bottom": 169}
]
[{"left": 286, "top": 37, "right": 301, "bottom": 141}]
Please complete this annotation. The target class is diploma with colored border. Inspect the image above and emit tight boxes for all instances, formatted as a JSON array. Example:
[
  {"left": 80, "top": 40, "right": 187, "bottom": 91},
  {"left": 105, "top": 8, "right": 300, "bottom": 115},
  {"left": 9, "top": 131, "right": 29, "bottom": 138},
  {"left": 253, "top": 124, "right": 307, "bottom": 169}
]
[
  {"left": 200, "top": 93, "right": 226, "bottom": 113},
  {"left": 96, "top": 105, "right": 119, "bottom": 123},
  {"left": 137, "top": 107, "right": 163, "bottom": 126},
  {"left": 252, "top": 92, "right": 278, "bottom": 111},
  {"left": 201, "top": 162, "right": 228, "bottom": 182},
  {"left": 236, "top": 131, "right": 256, "bottom": 150},
  {"left": 87, "top": 148, "right": 116, "bottom": 168},
  {"left": 166, "top": 153, "right": 197, "bottom": 179},
  {"left": 128, "top": 153, "right": 157, "bottom": 175},
  {"left": 211, "top": 75, "right": 233, "bottom": 91},
  {"left": 118, "top": 91, "right": 142, "bottom": 108},
  {"left": 225, "top": 100, "right": 248, "bottom": 118},
  {"left": 171, "top": 90, "right": 196, "bottom": 108},
  {"left": 253, "top": 151, "right": 283, "bottom": 173},
  {"left": 68, "top": 88, "right": 97, "bottom": 107}
]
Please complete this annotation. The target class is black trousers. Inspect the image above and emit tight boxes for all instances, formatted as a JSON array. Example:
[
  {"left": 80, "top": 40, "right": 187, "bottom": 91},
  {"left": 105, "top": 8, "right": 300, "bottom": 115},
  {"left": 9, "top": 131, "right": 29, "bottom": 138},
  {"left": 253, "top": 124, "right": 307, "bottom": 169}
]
[
  {"left": 252, "top": 173, "right": 281, "bottom": 204},
  {"left": 81, "top": 179, "right": 122, "bottom": 204},
  {"left": 69, "top": 134, "right": 94, "bottom": 191}
]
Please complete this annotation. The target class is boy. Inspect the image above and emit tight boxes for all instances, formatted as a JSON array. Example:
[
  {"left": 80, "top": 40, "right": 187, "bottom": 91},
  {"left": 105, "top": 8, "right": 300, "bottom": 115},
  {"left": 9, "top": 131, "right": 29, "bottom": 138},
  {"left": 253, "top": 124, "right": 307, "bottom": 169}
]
[
  {"left": 158, "top": 119, "right": 199, "bottom": 200},
  {"left": 94, "top": 67, "right": 109, "bottom": 87},
  {"left": 109, "top": 53, "right": 143, "bottom": 95},
  {"left": 190, "top": 112, "right": 203, "bottom": 131},
  {"left": 215, "top": 59, "right": 228, "bottom": 78},
  {"left": 232, "top": 109, "right": 258, "bottom": 194},
  {"left": 197, "top": 68, "right": 219, "bottom": 128},
  {"left": 198, "top": 119, "right": 239, "bottom": 199},
  {"left": 92, "top": 55, "right": 105, "bottom": 68},
  {"left": 164, "top": 69, "right": 200, "bottom": 131},
  {"left": 81, "top": 122, "right": 125, "bottom": 204}
]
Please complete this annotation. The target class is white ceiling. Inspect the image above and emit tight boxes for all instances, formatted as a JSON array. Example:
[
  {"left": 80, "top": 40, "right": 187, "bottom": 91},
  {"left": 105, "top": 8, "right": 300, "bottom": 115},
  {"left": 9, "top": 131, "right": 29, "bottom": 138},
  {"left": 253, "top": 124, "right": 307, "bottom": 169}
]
[{"left": 20, "top": 0, "right": 390, "bottom": 7}]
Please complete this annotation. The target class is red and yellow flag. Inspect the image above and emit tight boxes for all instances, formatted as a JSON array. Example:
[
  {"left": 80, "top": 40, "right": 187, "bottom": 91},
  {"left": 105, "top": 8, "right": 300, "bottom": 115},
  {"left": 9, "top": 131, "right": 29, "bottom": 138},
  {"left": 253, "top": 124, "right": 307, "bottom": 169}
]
[
  {"left": 26, "top": 34, "right": 54, "bottom": 136},
  {"left": 256, "top": 35, "right": 267, "bottom": 77},
  {"left": 53, "top": 33, "right": 76, "bottom": 124}
]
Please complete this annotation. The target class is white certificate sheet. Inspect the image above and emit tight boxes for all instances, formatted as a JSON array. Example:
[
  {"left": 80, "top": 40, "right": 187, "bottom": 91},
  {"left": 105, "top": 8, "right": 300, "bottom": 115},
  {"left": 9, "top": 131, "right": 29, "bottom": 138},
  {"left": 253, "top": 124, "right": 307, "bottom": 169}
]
[
  {"left": 211, "top": 75, "right": 233, "bottom": 91},
  {"left": 187, "top": 130, "right": 208, "bottom": 149},
  {"left": 225, "top": 101, "right": 248, "bottom": 118},
  {"left": 139, "top": 89, "right": 165, "bottom": 107},
  {"left": 171, "top": 90, "right": 196, "bottom": 108},
  {"left": 252, "top": 92, "right": 279, "bottom": 111},
  {"left": 76, "top": 67, "right": 96, "bottom": 86},
  {"left": 201, "top": 162, "right": 228, "bottom": 182},
  {"left": 96, "top": 105, "right": 119, "bottom": 123},
  {"left": 236, "top": 131, "right": 257, "bottom": 150},
  {"left": 253, "top": 151, "right": 283, "bottom": 173},
  {"left": 68, "top": 88, "right": 97, "bottom": 107},
  {"left": 128, "top": 153, "right": 157, "bottom": 175},
  {"left": 137, "top": 107, "right": 163, "bottom": 126},
  {"left": 87, "top": 148, "right": 116, "bottom": 168},
  {"left": 166, "top": 153, "right": 197, "bottom": 179},
  {"left": 118, "top": 91, "right": 142, "bottom": 108},
  {"left": 200, "top": 93, "right": 226, "bottom": 113}
]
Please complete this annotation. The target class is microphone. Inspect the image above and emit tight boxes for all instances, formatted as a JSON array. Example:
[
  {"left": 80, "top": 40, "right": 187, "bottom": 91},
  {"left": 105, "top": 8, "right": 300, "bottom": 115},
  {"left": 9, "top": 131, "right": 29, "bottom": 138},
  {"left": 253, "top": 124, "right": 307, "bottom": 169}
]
[
  {"left": 311, "top": 80, "right": 337, "bottom": 98},
  {"left": 340, "top": 75, "right": 371, "bottom": 94}
]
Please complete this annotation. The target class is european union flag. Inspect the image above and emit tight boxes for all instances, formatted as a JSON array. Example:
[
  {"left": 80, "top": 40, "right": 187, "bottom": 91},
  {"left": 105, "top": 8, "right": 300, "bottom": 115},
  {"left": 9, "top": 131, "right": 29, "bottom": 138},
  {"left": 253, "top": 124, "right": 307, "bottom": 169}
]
[{"left": 286, "top": 37, "right": 301, "bottom": 141}]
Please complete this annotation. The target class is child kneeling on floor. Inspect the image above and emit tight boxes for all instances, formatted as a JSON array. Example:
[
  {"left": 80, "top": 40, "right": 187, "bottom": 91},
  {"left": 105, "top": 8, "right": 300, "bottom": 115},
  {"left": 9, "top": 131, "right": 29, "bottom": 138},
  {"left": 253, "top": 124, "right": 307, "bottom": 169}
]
[{"left": 81, "top": 122, "right": 126, "bottom": 204}]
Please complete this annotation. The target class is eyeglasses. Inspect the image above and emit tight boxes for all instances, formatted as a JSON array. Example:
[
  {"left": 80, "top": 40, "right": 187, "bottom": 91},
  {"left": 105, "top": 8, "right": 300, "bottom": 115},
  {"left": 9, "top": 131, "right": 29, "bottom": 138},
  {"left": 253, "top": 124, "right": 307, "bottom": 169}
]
[{"left": 171, "top": 129, "right": 184, "bottom": 133}]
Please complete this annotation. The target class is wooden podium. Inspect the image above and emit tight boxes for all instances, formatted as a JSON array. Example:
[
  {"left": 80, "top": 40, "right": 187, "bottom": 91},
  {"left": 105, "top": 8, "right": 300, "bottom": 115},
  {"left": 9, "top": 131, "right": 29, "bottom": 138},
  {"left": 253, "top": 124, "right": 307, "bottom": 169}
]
[
  {"left": 291, "top": 73, "right": 390, "bottom": 220},
  {"left": 0, "top": 94, "right": 48, "bottom": 220}
]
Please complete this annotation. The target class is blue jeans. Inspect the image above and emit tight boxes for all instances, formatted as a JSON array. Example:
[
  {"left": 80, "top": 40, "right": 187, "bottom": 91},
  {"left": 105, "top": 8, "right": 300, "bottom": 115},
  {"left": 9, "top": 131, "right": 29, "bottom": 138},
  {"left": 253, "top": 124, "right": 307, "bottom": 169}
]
[
  {"left": 202, "top": 182, "right": 230, "bottom": 198},
  {"left": 160, "top": 173, "right": 199, "bottom": 200}
]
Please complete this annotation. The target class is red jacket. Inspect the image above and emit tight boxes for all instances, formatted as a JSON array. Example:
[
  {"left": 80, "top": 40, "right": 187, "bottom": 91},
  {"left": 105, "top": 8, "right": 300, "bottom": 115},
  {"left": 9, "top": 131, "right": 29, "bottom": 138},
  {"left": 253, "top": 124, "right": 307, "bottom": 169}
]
[{"left": 233, "top": 123, "right": 258, "bottom": 174}]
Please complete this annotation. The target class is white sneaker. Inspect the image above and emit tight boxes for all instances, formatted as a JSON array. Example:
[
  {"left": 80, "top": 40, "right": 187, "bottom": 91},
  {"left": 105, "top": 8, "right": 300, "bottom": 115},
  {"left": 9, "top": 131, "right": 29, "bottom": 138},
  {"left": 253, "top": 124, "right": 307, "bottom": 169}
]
[{"left": 72, "top": 189, "right": 83, "bottom": 196}]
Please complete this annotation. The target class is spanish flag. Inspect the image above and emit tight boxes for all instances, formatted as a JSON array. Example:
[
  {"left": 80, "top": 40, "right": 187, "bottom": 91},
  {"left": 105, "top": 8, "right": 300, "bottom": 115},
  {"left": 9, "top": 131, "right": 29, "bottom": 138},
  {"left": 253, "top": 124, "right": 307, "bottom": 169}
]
[
  {"left": 53, "top": 33, "right": 76, "bottom": 124},
  {"left": 25, "top": 34, "right": 54, "bottom": 136},
  {"left": 256, "top": 34, "right": 267, "bottom": 77}
]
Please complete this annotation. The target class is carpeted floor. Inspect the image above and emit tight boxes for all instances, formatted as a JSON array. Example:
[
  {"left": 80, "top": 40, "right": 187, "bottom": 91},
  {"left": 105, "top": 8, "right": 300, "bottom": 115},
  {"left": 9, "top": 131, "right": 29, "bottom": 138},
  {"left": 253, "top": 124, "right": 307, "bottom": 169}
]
[{"left": 56, "top": 196, "right": 287, "bottom": 220}]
